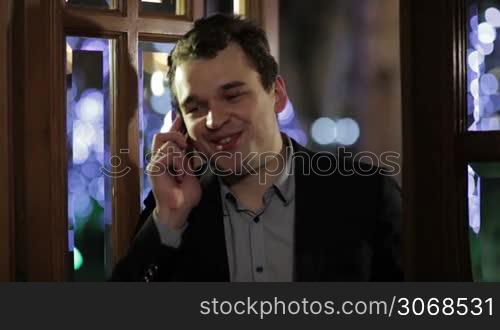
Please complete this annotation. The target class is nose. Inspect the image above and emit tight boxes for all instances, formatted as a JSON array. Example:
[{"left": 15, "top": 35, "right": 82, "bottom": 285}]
[{"left": 205, "top": 105, "right": 230, "bottom": 130}]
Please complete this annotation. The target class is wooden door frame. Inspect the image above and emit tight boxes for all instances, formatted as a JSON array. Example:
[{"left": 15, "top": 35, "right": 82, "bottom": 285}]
[
  {"left": 401, "top": 0, "right": 472, "bottom": 280},
  {"left": 11, "top": 0, "right": 67, "bottom": 281},
  {"left": 0, "top": 0, "right": 14, "bottom": 282}
]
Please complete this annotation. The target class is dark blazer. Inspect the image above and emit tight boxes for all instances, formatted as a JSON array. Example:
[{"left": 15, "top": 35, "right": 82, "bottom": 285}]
[{"left": 110, "top": 139, "right": 403, "bottom": 281}]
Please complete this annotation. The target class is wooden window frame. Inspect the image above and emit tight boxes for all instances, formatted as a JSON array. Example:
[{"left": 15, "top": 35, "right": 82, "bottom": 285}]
[
  {"left": 0, "top": 0, "right": 14, "bottom": 282},
  {"left": 400, "top": 0, "right": 498, "bottom": 280}
]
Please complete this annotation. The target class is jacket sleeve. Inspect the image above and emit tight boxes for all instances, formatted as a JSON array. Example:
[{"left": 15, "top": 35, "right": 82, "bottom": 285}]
[
  {"left": 370, "top": 175, "right": 404, "bottom": 281},
  {"left": 109, "top": 192, "right": 183, "bottom": 282}
]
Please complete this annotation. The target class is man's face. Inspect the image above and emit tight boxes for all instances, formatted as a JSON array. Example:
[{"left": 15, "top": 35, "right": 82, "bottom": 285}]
[{"left": 173, "top": 42, "right": 288, "bottom": 173}]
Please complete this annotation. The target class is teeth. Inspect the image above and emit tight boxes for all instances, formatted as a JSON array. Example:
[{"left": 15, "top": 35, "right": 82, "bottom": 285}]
[{"left": 220, "top": 137, "right": 231, "bottom": 144}]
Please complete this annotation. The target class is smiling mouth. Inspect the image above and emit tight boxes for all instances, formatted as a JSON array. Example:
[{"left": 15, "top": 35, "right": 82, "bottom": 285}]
[{"left": 213, "top": 131, "right": 243, "bottom": 151}]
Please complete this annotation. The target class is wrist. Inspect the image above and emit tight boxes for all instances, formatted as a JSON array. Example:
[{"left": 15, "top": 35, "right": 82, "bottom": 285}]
[{"left": 153, "top": 206, "right": 189, "bottom": 230}]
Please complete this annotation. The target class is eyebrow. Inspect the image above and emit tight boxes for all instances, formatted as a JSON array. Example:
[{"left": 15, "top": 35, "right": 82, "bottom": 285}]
[{"left": 220, "top": 81, "right": 246, "bottom": 91}]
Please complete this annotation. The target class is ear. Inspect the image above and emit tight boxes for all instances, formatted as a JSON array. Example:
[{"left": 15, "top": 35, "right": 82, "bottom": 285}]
[{"left": 273, "top": 75, "right": 289, "bottom": 114}]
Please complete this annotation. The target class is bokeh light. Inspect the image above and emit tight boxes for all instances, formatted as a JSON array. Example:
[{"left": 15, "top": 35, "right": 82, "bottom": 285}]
[
  {"left": 88, "top": 176, "right": 105, "bottom": 207},
  {"left": 478, "top": 22, "right": 497, "bottom": 44},
  {"left": 75, "top": 89, "right": 104, "bottom": 124},
  {"left": 485, "top": 7, "right": 500, "bottom": 28},
  {"left": 468, "top": 50, "right": 484, "bottom": 73},
  {"left": 336, "top": 118, "right": 360, "bottom": 146},
  {"left": 311, "top": 117, "right": 337, "bottom": 145},
  {"left": 470, "top": 15, "right": 479, "bottom": 30},
  {"left": 477, "top": 42, "right": 494, "bottom": 55},
  {"left": 468, "top": 166, "right": 481, "bottom": 234},
  {"left": 73, "top": 247, "right": 84, "bottom": 271},
  {"left": 151, "top": 71, "right": 166, "bottom": 96},
  {"left": 150, "top": 92, "right": 171, "bottom": 114},
  {"left": 480, "top": 73, "right": 499, "bottom": 95},
  {"left": 470, "top": 78, "right": 480, "bottom": 99},
  {"left": 72, "top": 192, "right": 94, "bottom": 220},
  {"left": 68, "top": 169, "right": 88, "bottom": 194}
]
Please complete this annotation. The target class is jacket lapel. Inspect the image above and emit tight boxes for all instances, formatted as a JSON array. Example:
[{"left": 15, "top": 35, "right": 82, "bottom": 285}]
[
  {"left": 292, "top": 140, "right": 326, "bottom": 281},
  {"left": 190, "top": 171, "right": 230, "bottom": 281}
]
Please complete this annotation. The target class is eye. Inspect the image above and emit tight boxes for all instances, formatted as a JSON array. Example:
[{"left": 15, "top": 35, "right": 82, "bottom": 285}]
[
  {"left": 226, "top": 92, "right": 244, "bottom": 102},
  {"left": 185, "top": 105, "right": 199, "bottom": 114}
]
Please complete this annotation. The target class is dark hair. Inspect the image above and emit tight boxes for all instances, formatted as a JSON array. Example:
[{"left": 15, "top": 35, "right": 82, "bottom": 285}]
[{"left": 167, "top": 14, "right": 278, "bottom": 111}]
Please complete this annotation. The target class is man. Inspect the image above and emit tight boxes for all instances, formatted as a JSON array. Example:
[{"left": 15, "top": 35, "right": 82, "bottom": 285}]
[{"left": 111, "top": 14, "right": 402, "bottom": 282}]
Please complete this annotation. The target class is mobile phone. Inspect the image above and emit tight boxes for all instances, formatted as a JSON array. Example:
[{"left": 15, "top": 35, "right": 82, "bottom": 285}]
[
  {"left": 171, "top": 109, "right": 188, "bottom": 134},
  {"left": 170, "top": 109, "right": 206, "bottom": 170},
  {"left": 171, "top": 109, "right": 195, "bottom": 153}
]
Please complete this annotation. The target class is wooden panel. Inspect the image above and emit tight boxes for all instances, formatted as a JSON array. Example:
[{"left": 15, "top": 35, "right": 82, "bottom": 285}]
[
  {"left": 12, "top": 0, "right": 26, "bottom": 281},
  {"left": 112, "top": 1, "right": 141, "bottom": 263},
  {"left": 64, "top": 11, "right": 131, "bottom": 33},
  {"left": 0, "top": 0, "right": 14, "bottom": 282},
  {"left": 48, "top": 0, "right": 68, "bottom": 282},
  {"left": 245, "top": 0, "right": 262, "bottom": 26},
  {"left": 259, "top": 0, "right": 279, "bottom": 62},
  {"left": 401, "top": 0, "right": 471, "bottom": 280},
  {"left": 192, "top": 0, "right": 204, "bottom": 20},
  {"left": 236, "top": 0, "right": 279, "bottom": 62},
  {"left": 65, "top": 0, "right": 126, "bottom": 16},
  {"left": 13, "top": 0, "right": 67, "bottom": 281},
  {"left": 460, "top": 132, "right": 500, "bottom": 162},
  {"left": 137, "top": 17, "right": 195, "bottom": 35}
]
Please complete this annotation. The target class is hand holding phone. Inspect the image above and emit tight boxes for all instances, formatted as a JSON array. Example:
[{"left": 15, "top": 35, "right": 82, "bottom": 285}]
[{"left": 147, "top": 115, "right": 202, "bottom": 230}]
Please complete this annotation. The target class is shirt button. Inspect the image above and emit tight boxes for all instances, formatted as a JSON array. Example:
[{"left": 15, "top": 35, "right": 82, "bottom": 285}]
[
  {"left": 256, "top": 266, "right": 263, "bottom": 273},
  {"left": 254, "top": 217, "right": 260, "bottom": 224}
]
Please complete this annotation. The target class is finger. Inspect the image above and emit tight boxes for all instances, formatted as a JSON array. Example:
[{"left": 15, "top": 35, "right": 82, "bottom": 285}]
[
  {"left": 151, "top": 131, "right": 187, "bottom": 154},
  {"left": 147, "top": 156, "right": 184, "bottom": 185},
  {"left": 155, "top": 140, "right": 185, "bottom": 161},
  {"left": 152, "top": 144, "right": 185, "bottom": 179},
  {"left": 151, "top": 155, "right": 186, "bottom": 183},
  {"left": 185, "top": 148, "right": 206, "bottom": 175},
  {"left": 169, "top": 115, "right": 184, "bottom": 133},
  {"left": 149, "top": 156, "right": 184, "bottom": 183},
  {"left": 153, "top": 143, "right": 184, "bottom": 171}
]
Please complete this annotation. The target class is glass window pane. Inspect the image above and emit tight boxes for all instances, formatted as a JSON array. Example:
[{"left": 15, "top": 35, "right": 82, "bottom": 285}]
[
  {"left": 467, "top": 1, "right": 500, "bottom": 131},
  {"left": 66, "top": 0, "right": 116, "bottom": 10},
  {"left": 140, "top": 0, "right": 186, "bottom": 16},
  {"left": 139, "top": 41, "right": 176, "bottom": 206},
  {"left": 205, "top": 0, "right": 234, "bottom": 16},
  {"left": 66, "top": 36, "right": 115, "bottom": 281},
  {"left": 468, "top": 162, "right": 500, "bottom": 281}
]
